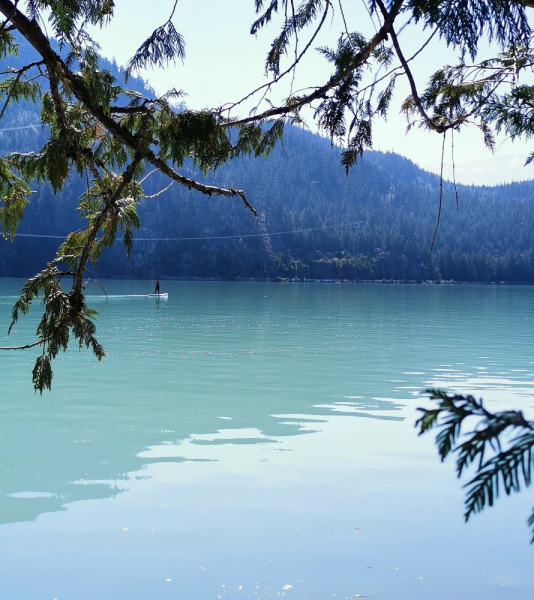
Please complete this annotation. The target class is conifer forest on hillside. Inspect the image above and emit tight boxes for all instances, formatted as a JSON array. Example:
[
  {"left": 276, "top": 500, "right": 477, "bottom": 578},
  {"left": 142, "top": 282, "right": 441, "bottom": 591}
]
[{"left": 2, "top": 49, "right": 534, "bottom": 284}]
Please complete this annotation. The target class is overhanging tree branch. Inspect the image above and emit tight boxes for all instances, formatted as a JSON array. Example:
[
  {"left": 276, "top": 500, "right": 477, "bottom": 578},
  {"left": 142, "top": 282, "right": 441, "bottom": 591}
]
[
  {"left": 0, "top": 0, "right": 254, "bottom": 211},
  {"left": 225, "top": 0, "right": 405, "bottom": 127},
  {"left": 1, "top": 0, "right": 533, "bottom": 393},
  {"left": 220, "top": 0, "right": 332, "bottom": 116}
]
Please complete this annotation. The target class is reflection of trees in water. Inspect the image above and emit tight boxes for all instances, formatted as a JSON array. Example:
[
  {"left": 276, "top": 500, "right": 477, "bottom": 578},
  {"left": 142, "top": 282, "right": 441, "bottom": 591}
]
[
  {"left": 2, "top": 485, "right": 122, "bottom": 526},
  {"left": 0, "top": 392, "right": 404, "bottom": 526}
]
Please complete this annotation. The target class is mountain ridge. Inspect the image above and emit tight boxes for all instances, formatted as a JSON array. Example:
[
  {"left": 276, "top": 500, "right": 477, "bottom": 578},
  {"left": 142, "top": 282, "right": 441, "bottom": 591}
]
[{"left": 1, "top": 42, "right": 534, "bottom": 282}]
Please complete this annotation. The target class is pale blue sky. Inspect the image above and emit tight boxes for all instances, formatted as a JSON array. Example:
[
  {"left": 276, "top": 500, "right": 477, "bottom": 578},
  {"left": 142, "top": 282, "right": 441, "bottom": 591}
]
[{"left": 86, "top": 0, "right": 534, "bottom": 185}]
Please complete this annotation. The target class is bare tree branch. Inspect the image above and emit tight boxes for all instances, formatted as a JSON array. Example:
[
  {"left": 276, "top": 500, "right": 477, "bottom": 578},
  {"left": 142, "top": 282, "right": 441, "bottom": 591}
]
[{"left": 143, "top": 181, "right": 174, "bottom": 198}]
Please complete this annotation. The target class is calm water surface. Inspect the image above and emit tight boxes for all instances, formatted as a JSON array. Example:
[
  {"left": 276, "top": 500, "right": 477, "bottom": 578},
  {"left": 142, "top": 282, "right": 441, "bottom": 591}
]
[{"left": 0, "top": 280, "right": 533, "bottom": 599}]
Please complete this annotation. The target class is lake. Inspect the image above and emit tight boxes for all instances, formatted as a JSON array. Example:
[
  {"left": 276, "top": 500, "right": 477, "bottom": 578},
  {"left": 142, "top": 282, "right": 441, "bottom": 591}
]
[{"left": 0, "top": 279, "right": 533, "bottom": 599}]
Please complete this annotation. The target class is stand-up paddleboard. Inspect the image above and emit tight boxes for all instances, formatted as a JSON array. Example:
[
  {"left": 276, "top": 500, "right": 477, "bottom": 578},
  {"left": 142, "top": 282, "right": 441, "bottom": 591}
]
[{"left": 148, "top": 293, "right": 168, "bottom": 299}]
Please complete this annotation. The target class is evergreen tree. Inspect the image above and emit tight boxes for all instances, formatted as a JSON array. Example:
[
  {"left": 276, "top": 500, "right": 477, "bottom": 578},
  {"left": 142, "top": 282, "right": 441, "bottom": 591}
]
[
  {"left": 0, "top": 0, "right": 533, "bottom": 541},
  {"left": 0, "top": 0, "right": 531, "bottom": 400}
]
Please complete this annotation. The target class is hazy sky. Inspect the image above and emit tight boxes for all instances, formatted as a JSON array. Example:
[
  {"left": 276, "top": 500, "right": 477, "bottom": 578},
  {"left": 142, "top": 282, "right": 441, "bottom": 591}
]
[{"left": 85, "top": 0, "right": 534, "bottom": 186}]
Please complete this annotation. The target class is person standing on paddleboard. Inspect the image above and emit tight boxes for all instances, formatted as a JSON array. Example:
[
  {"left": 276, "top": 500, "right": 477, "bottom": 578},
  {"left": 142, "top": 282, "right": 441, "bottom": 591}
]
[{"left": 154, "top": 278, "right": 161, "bottom": 295}]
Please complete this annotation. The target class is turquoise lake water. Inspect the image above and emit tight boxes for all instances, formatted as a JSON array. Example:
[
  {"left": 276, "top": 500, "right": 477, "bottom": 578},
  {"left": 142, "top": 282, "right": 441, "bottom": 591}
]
[{"left": 0, "top": 279, "right": 533, "bottom": 599}]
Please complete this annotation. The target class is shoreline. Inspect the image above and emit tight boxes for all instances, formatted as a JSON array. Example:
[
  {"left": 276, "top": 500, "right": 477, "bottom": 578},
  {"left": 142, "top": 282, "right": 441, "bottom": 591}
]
[{"left": 2, "top": 276, "right": 529, "bottom": 285}]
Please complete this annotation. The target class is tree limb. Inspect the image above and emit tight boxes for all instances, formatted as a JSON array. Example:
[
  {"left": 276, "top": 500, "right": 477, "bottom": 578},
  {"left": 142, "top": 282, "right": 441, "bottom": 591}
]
[
  {"left": 374, "top": 0, "right": 445, "bottom": 133},
  {"left": 72, "top": 151, "right": 143, "bottom": 301},
  {"left": 0, "top": 0, "right": 254, "bottom": 211},
  {"left": 0, "top": 338, "right": 48, "bottom": 350}
]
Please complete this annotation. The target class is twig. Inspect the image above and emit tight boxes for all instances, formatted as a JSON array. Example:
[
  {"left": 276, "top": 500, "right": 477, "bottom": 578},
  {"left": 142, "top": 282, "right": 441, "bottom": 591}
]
[
  {"left": 451, "top": 128, "right": 458, "bottom": 211},
  {"left": 225, "top": 0, "right": 405, "bottom": 127},
  {"left": 289, "top": 0, "right": 298, "bottom": 96},
  {"left": 375, "top": 0, "right": 443, "bottom": 132},
  {"left": 0, "top": 338, "right": 48, "bottom": 350},
  {"left": 139, "top": 168, "right": 158, "bottom": 185},
  {"left": 221, "top": 0, "right": 331, "bottom": 115},
  {"left": 143, "top": 181, "right": 174, "bottom": 198},
  {"left": 0, "top": 69, "right": 22, "bottom": 121},
  {"left": 83, "top": 279, "right": 108, "bottom": 301},
  {"left": 429, "top": 131, "right": 446, "bottom": 265}
]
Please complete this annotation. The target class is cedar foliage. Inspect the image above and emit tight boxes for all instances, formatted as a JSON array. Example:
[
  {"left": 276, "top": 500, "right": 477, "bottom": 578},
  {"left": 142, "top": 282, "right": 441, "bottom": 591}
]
[
  {"left": 418, "top": 389, "right": 534, "bottom": 542},
  {"left": 0, "top": 0, "right": 533, "bottom": 541},
  {"left": 0, "top": 0, "right": 532, "bottom": 401}
]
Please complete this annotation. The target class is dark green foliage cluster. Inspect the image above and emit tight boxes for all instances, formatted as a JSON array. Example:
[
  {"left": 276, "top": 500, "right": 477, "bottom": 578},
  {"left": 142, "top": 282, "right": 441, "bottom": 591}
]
[
  {"left": 0, "top": 157, "right": 30, "bottom": 240},
  {"left": 126, "top": 20, "right": 185, "bottom": 76},
  {"left": 2, "top": 0, "right": 534, "bottom": 394},
  {"left": 26, "top": 0, "right": 114, "bottom": 44},
  {"left": 0, "top": 3, "right": 288, "bottom": 390},
  {"left": 9, "top": 257, "right": 104, "bottom": 393},
  {"left": 417, "top": 389, "right": 534, "bottom": 542}
]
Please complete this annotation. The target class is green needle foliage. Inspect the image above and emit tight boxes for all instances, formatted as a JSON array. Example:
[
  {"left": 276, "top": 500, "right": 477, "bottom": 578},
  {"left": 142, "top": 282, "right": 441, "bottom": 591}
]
[
  {"left": 417, "top": 389, "right": 534, "bottom": 542},
  {"left": 9, "top": 256, "right": 105, "bottom": 392},
  {"left": 1, "top": 0, "right": 534, "bottom": 390}
]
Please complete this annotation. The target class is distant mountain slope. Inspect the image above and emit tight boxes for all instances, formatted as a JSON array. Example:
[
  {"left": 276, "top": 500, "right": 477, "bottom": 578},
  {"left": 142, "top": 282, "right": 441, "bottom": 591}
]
[{"left": 1, "top": 43, "right": 534, "bottom": 282}]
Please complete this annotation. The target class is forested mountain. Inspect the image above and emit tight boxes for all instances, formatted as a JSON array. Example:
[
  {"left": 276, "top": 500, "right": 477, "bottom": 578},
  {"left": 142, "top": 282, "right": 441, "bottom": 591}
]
[{"left": 2, "top": 42, "right": 534, "bottom": 283}]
